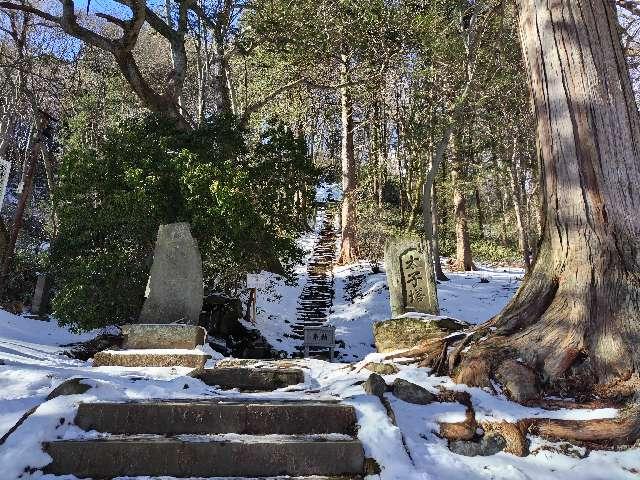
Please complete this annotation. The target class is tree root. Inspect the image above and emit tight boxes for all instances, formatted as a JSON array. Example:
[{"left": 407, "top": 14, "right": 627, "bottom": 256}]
[
  {"left": 480, "top": 421, "right": 529, "bottom": 456},
  {"left": 439, "top": 403, "right": 640, "bottom": 456},
  {"left": 520, "top": 405, "right": 640, "bottom": 447},
  {"left": 381, "top": 333, "right": 468, "bottom": 375}
]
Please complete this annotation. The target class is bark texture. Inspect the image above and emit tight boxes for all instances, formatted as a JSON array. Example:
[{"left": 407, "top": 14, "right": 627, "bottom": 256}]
[
  {"left": 454, "top": 0, "right": 640, "bottom": 395},
  {"left": 337, "top": 55, "right": 358, "bottom": 265},
  {"left": 451, "top": 135, "right": 474, "bottom": 271}
]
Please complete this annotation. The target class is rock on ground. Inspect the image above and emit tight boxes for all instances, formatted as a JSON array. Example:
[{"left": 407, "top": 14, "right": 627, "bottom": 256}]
[
  {"left": 449, "top": 433, "right": 507, "bottom": 457},
  {"left": 373, "top": 315, "right": 469, "bottom": 353},
  {"left": 391, "top": 378, "right": 436, "bottom": 405},
  {"left": 363, "top": 373, "right": 388, "bottom": 399}
]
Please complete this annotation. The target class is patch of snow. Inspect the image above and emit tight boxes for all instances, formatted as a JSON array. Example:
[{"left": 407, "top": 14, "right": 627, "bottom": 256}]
[
  {"left": 97, "top": 349, "right": 210, "bottom": 356},
  {"left": 315, "top": 182, "right": 342, "bottom": 202}
]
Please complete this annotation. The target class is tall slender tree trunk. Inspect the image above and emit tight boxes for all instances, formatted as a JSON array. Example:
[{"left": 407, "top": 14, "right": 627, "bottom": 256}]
[
  {"left": 453, "top": 0, "right": 640, "bottom": 397},
  {"left": 0, "top": 116, "right": 44, "bottom": 289},
  {"left": 451, "top": 134, "right": 474, "bottom": 271},
  {"left": 432, "top": 183, "right": 448, "bottom": 281},
  {"left": 337, "top": 54, "right": 358, "bottom": 265},
  {"left": 508, "top": 136, "right": 531, "bottom": 271},
  {"left": 213, "top": 24, "right": 233, "bottom": 115},
  {"left": 397, "top": 120, "right": 405, "bottom": 221},
  {"left": 42, "top": 146, "right": 58, "bottom": 236},
  {"left": 377, "top": 99, "right": 387, "bottom": 209},
  {"left": 474, "top": 186, "right": 484, "bottom": 240}
]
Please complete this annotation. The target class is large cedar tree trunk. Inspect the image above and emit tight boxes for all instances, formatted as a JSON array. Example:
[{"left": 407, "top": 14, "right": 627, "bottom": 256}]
[
  {"left": 337, "top": 55, "right": 358, "bottom": 264},
  {"left": 453, "top": 0, "right": 640, "bottom": 396}
]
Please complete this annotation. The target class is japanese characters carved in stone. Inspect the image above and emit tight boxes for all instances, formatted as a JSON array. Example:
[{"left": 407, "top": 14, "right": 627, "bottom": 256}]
[{"left": 384, "top": 236, "right": 439, "bottom": 317}]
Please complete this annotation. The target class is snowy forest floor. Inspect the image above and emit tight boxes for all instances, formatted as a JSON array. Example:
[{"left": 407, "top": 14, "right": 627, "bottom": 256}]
[{"left": 1, "top": 185, "right": 639, "bottom": 479}]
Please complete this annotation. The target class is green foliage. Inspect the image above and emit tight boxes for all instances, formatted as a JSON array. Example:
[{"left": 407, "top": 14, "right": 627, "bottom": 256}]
[
  {"left": 51, "top": 110, "right": 317, "bottom": 330},
  {"left": 470, "top": 240, "right": 520, "bottom": 264},
  {"left": 2, "top": 249, "right": 48, "bottom": 307},
  {"left": 356, "top": 190, "right": 410, "bottom": 264}
]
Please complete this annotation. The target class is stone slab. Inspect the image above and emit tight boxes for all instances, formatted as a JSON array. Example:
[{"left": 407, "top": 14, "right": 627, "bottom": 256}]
[
  {"left": 139, "top": 223, "right": 203, "bottom": 325},
  {"left": 373, "top": 315, "right": 469, "bottom": 353},
  {"left": 75, "top": 400, "right": 357, "bottom": 436},
  {"left": 121, "top": 324, "right": 207, "bottom": 350},
  {"left": 44, "top": 437, "right": 365, "bottom": 478},
  {"left": 197, "top": 367, "right": 305, "bottom": 391},
  {"left": 384, "top": 236, "right": 439, "bottom": 317},
  {"left": 93, "top": 350, "right": 209, "bottom": 369}
]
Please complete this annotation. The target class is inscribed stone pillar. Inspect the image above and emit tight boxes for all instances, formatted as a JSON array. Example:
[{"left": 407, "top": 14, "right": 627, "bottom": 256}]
[
  {"left": 384, "top": 236, "right": 439, "bottom": 317},
  {"left": 139, "top": 223, "right": 203, "bottom": 325}
]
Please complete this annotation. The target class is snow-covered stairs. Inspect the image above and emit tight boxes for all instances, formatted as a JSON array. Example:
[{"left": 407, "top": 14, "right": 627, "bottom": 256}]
[
  {"left": 43, "top": 399, "right": 365, "bottom": 478},
  {"left": 291, "top": 204, "right": 338, "bottom": 346}
]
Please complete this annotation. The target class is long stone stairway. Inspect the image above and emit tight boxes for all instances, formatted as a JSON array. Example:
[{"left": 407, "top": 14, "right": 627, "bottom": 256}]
[
  {"left": 44, "top": 398, "right": 365, "bottom": 478},
  {"left": 291, "top": 204, "right": 338, "bottom": 346}
]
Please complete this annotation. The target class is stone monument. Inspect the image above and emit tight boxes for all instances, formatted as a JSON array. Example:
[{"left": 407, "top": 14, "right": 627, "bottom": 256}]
[
  {"left": 384, "top": 236, "right": 439, "bottom": 318},
  {"left": 92, "top": 223, "right": 209, "bottom": 369},
  {"left": 139, "top": 222, "right": 204, "bottom": 325},
  {"left": 31, "top": 273, "right": 50, "bottom": 316}
]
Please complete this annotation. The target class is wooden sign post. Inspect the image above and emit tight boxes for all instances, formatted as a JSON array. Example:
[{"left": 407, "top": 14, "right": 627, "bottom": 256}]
[
  {"left": 246, "top": 274, "right": 265, "bottom": 324},
  {"left": 304, "top": 325, "right": 336, "bottom": 362}
]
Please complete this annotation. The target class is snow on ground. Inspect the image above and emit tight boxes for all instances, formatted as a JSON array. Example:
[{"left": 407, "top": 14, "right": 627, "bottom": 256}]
[
  {"left": 253, "top": 255, "right": 522, "bottom": 361},
  {"left": 243, "top": 206, "right": 329, "bottom": 356},
  {"left": 315, "top": 181, "right": 342, "bottom": 202},
  {"left": 0, "top": 314, "right": 96, "bottom": 440},
  {"left": 1, "top": 184, "right": 638, "bottom": 479},
  {"left": 1, "top": 295, "right": 639, "bottom": 479},
  {"left": 251, "top": 183, "right": 523, "bottom": 360}
]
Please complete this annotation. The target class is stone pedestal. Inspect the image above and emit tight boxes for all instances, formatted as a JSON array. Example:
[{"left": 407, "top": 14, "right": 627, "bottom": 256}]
[
  {"left": 92, "top": 324, "right": 209, "bottom": 369},
  {"left": 139, "top": 223, "right": 203, "bottom": 325},
  {"left": 93, "top": 350, "right": 209, "bottom": 369},
  {"left": 383, "top": 236, "right": 439, "bottom": 317},
  {"left": 121, "top": 324, "right": 206, "bottom": 350}
]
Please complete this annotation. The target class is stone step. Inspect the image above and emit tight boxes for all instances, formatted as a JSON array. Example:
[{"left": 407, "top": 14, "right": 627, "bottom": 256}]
[
  {"left": 196, "top": 367, "right": 305, "bottom": 391},
  {"left": 75, "top": 400, "right": 358, "bottom": 436},
  {"left": 44, "top": 435, "right": 365, "bottom": 478}
]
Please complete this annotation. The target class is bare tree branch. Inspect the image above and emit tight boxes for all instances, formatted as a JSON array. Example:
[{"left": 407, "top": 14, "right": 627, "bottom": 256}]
[
  {"left": 240, "top": 77, "right": 305, "bottom": 124},
  {"left": 0, "top": 2, "right": 59, "bottom": 25}
]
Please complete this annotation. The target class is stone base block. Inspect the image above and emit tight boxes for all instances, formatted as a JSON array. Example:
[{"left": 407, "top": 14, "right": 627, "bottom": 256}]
[{"left": 93, "top": 349, "right": 209, "bottom": 369}]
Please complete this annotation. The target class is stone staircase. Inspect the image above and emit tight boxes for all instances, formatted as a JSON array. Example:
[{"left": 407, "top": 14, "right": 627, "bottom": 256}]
[
  {"left": 291, "top": 205, "right": 338, "bottom": 347},
  {"left": 44, "top": 399, "right": 365, "bottom": 478}
]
